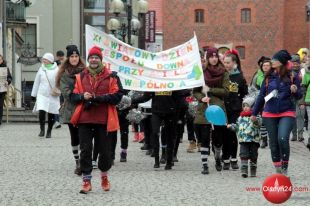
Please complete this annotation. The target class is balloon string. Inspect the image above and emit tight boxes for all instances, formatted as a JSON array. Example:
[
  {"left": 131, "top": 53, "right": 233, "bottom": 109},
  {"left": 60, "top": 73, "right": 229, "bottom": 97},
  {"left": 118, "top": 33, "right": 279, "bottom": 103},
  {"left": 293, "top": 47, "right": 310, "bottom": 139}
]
[{"left": 205, "top": 93, "right": 214, "bottom": 130}]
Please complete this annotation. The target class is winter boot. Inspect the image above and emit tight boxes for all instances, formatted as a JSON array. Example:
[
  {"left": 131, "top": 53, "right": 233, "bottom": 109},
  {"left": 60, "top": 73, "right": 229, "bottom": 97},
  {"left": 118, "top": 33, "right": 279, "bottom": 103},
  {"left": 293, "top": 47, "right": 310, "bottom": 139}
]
[
  {"left": 260, "top": 136, "right": 268, "bottom": 148},
  {"left": 165, "top": 148, "right": 173, "bottom": 170},
  {"left": 291, "top": 134, "right": 297, "bottom": 141},
  {"left": 307, "top": 137, "right": 310, "bottom": 151},
  {"left": 186, "top": 140, "right": 197, "bottom": 153},
  {"left": 74, "top": 160, "right": 82, "bottom": 176},
  {"left": 298, "top": 132, "right": 304, "bottom": 142},
  {"left": 250, "top": 161, "right": 257, "bottom": 177},
  {"left": 231, "top": 159, "right": 239, "bottom": 170},
  {"left": 160, "top": 148, "right": 166, "bottom": 164},
  {"left": 120, "top": 151, "right": 127, "bottom": 162},
  {"left": 241, "top": 164, "right": 248, "bottom": 178},
  {"left": 223, "top": 160, "right": 230, "bottom": 170},
  {"left": 101, "top": 175, "right": 111, "bottom": 191},
  {"left": 80, "top": 175, "right": 92, "bottom": 194},
  {"left": 201, "top": 164, "right": 209, "bottom": 175},
  {"left": 133, "top": 132, "right": 139, "bottom": 142},
  {"left": 154, "top": 155, "right": 160, "bottom": 168},
  {"left": 45, "top": 120, "right": 53, "bottom": 138},
  {"left": 38, "top": 122, "right": 45, "bottom": 137},
  {"left": 215, "top": 159, "right": 222, "bottom": 171}
]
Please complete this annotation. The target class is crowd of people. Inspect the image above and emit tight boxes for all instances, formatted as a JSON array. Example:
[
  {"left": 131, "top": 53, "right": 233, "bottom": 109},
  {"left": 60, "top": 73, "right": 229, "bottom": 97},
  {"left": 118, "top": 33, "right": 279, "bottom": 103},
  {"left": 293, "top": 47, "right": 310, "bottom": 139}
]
[{"left": 2, "top": 44, "right": 309, "bottom": 194}]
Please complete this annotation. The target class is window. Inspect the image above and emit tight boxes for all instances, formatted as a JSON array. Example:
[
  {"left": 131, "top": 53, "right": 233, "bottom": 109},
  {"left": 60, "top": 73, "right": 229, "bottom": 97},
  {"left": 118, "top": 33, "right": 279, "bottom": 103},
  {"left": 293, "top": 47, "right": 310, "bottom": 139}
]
[
  {"left": 195, "top": 9, "right": 204, "bottom": 23},
  {"left": 21, "top": 24, "right": 37, "bottom": 55},
  {"left": 84, "top": 0, "right": 105, "bottom": 13},
  {"left": 236, "top": 46, "right": 245, "bottom": 59},
  {"left": 84, "top": 15, "right": 105, "bottom": 31},
  {"left": 241, "top": 8, "right": 251, "bottom": 23}
]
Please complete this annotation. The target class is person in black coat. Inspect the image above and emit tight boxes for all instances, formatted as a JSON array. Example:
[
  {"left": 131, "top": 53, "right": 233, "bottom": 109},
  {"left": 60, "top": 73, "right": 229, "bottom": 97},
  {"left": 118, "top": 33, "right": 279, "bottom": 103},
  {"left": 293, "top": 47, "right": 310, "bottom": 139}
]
[
  {"left": 223, "top": 52, "right": 248, "bottom": 170},
  {"left": 0, "top": 54, "right": 13, "bottom": 125}
]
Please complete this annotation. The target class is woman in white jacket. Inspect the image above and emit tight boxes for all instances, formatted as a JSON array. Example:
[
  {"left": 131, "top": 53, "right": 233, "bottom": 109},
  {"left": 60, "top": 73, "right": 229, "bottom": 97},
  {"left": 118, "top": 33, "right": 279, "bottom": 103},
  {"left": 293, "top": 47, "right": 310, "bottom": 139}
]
[{"left": 31, "top": 53, "right": 60, "bottom": 138}]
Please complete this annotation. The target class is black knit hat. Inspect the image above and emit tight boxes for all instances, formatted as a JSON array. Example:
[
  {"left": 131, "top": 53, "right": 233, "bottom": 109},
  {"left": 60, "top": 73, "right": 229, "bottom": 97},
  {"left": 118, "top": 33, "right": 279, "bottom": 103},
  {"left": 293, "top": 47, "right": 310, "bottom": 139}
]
[
  {"left": 66, "top": 45, "right": 80, "bottom": 57},
  {"left": 272, "top": 50, "right": 291, "bottom": 66},
  {"left": 257, "top": 56, "right": 271, "bottom": 67},
  {"left": 56, "top": 50, "right": 64, "bottom": 57}
]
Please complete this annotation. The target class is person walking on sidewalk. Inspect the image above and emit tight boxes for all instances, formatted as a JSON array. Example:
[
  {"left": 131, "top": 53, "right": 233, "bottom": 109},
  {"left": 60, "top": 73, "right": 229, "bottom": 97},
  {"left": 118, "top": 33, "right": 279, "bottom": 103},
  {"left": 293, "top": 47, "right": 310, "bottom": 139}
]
[
  {"left": 252, "top": 50, "right": 302, "bottom": 176},
  {"left": 193, "top": 47, "right": 230, "bottom": 174},
  {"left": 56, "top": 45, "right": 85, "bottom": 175},
  {"left": 31, "top": 53, "right": 60, "bottom": 138},
  {"left": 227, "top": 95, "right": 261, "bottom": 178},
  {"left": 70, "top": 46, "right": 122, "bottom": 194},
  {"left": 0, "top": 54, "right": 12, "bottom": 125}
]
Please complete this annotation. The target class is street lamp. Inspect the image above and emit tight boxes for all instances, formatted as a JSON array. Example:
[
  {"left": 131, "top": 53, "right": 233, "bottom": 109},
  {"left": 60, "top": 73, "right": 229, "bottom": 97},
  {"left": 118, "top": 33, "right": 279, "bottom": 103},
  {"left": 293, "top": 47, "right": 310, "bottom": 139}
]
[{"left": 107, "top": 0, "right": 148, "bottom": 47}]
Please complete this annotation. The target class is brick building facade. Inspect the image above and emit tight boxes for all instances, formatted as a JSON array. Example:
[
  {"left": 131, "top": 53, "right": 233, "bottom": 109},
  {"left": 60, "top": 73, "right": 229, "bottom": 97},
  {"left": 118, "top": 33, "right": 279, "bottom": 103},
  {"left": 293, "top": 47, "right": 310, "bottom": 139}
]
[{"left": 162, "top": 0, "right": 310, "bottom": 80}]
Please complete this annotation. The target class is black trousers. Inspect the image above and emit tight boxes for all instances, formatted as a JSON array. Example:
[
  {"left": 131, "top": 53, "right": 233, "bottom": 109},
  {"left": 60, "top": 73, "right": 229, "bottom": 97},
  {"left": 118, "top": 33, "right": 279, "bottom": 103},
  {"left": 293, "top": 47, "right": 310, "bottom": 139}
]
[
  {"left": 222, "top": 128, "right": 238, "bottom": 161},
  {"left": 222, "top": 112, "right": 239, "bottom": 161},
  {"left": 0, "top": 92, "right": 5, "bottom": 124},
  {"left": 174, "top": 110, "right": 186, "bottom": 156},
  {"left": 194, "top": 124, "right": 211, "bottom": 149},
  {"left": 142, "top": 115, "right": 152, "bottom": 148},
  {"left": 68, "top": 123, "right": 79, "bottom": 147},
  {"left": 151, "top": 113, "right": 176, "bottom": 164},
  {"left": 79, "top": 124, "right": 111, "bottom": 174},
  {"left": 39, "top": 110, "right": 54, "bottom": 128},
  {"left": 185, "top": 112, "right": 196, "bottom": 142},
  {"left": 239, "top": 142, "right": 259, "bottom": 163}
]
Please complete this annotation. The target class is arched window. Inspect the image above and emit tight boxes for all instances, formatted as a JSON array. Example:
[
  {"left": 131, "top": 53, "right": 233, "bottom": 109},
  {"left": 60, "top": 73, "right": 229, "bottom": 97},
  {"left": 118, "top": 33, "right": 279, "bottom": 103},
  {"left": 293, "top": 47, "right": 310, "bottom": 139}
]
[
  {"left": 195, "top": 9, "right": 204, "bottom": 23},
  {"left": 241, "top": 8, "right": 251, "bottom": 23}
]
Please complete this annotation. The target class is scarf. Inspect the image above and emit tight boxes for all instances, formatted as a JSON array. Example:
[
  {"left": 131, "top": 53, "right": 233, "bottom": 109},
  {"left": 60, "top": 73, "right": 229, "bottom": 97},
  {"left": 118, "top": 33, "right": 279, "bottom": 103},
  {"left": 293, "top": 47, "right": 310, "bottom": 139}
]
[
  {"left": 204, "top": 65, "right": 225, "bottom": 87},
  {"left": 240, "top": 110, "right": 252, "bottom": 117},
  {"left": 87, "top": 65, "right": 103, "bottom": 79},
  {"left": 65, "top": 64, "right": 84, "bottom": 77}
]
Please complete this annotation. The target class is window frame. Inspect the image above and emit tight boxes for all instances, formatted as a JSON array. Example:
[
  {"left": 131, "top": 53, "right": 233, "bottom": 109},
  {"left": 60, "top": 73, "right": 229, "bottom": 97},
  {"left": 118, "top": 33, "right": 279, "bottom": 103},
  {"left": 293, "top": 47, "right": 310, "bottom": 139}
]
[
  {"left": 195, "top": 9, "right": 204, "bottom": 23},
  {"left": 241, "top": 8, "right": 251, "bottom": 23}
]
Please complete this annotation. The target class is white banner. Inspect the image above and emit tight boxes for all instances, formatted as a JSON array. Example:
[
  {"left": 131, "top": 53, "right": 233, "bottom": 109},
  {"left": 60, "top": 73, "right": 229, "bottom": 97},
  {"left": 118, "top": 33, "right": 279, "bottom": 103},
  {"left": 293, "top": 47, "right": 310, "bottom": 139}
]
[{"left": 85, "top": 25, "right": 204, "bottom": 91}]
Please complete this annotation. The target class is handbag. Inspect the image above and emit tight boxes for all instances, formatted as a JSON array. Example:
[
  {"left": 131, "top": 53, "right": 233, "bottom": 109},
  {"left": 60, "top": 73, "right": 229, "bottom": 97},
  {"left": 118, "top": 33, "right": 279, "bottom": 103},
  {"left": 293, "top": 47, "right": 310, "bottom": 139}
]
[{"left": 44, "top": 70, "right": 61, "bottom": 97}]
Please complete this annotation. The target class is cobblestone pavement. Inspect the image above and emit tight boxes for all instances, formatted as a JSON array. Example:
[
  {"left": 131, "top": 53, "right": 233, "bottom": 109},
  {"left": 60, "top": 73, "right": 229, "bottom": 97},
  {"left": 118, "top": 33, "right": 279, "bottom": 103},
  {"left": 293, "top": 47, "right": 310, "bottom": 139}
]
[{"left": 0, "top": 123, "right": 310, "bottom": 206}]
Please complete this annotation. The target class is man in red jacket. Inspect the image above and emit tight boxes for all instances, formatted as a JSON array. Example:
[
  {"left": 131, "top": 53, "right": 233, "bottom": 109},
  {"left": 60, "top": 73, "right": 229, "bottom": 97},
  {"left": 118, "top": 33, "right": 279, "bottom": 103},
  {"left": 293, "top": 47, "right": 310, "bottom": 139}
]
[{"left": 71, "top": 46, "right": 123, "bottom": 194}]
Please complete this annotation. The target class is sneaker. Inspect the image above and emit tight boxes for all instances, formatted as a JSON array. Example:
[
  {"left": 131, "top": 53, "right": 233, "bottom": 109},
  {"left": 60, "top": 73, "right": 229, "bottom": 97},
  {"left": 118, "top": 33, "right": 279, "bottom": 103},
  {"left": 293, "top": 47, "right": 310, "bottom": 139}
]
[
  {"left": 54, "top": 121, "right": 61, "bottom": 129},
  {"left": 80, "top": 181, "right": 92, "bottom": 194},
  {"left": 187, "top": 141, "right": 197, "bottom": 153},
  {"left": 120, "top": 152, "right": 127, "bottom": 162},
  {"left": 201, "top": 164, "right": 209, "bottom": 175},
  {"left": 101, "top": 176, "right": 110, "bottom": 191},
  {"left": 231, "top": 161, "right": 239, "bottom": 170},
  {"left": 92, "top": 161, "right": 98, "bottom": 169}
]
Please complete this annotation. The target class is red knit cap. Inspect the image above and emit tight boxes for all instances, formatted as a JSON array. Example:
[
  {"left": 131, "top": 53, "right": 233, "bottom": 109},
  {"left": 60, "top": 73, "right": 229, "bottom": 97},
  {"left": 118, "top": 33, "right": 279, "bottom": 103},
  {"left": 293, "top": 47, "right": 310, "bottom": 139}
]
[{"left": 88, "top": 46, "right": 102, "bottom": 60}]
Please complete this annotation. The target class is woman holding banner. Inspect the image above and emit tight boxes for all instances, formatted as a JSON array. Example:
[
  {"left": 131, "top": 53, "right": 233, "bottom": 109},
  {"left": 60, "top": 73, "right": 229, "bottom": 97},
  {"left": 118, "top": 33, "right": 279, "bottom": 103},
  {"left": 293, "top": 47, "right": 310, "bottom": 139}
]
[{"left": 193, "top": 47, "right": 230, "bottom": 174}]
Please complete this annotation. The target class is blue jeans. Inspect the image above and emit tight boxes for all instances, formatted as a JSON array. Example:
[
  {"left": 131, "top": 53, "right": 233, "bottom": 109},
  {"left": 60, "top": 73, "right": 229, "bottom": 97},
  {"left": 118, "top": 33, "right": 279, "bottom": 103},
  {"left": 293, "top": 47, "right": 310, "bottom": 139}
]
[{"left": 263, "top": 117, "right": 294, "bottom": 163}]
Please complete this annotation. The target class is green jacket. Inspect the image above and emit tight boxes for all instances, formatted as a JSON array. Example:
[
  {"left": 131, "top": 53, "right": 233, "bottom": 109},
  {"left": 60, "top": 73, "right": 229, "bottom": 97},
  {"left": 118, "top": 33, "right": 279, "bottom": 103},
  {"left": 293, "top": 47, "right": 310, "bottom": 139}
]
[
  {"left": 59, "top": 65, "right": 84, "bottom": 123},
  {"left": 193, "top": 71, "right": 230, "bottom": 124}
]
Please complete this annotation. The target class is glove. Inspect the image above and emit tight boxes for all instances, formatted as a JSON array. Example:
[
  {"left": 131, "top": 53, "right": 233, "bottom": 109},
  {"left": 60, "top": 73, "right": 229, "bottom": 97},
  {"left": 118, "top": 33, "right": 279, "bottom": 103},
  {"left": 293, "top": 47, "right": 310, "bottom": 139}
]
[
  {"left": 84, "top": 100, "right": 94, "bottom": 110},
  {"left": 117, "top": 95, "right": 132, "bottom": 110}
]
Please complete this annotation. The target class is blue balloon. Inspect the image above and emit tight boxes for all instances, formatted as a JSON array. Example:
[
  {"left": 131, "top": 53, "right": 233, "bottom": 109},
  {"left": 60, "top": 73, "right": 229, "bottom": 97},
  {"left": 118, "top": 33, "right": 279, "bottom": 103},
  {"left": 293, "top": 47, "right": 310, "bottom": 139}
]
[{"left": 205, "top": 105, "right": 226, "bottom": 126}]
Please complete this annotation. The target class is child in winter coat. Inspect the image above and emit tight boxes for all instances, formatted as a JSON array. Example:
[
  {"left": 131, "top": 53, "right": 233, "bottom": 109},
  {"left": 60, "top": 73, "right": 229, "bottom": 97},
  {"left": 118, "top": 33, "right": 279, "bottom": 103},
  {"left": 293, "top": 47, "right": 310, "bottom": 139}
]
[{"left": 227, "top": 95, "right": 261, "bottom": 178}]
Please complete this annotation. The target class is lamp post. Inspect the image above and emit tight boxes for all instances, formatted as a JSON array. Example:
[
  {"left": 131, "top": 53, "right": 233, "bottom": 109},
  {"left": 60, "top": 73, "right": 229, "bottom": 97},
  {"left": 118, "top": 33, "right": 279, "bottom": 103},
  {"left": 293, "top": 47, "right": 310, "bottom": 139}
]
[{"left": 107, "top": 0, "right": 148, "bottom": 48}]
